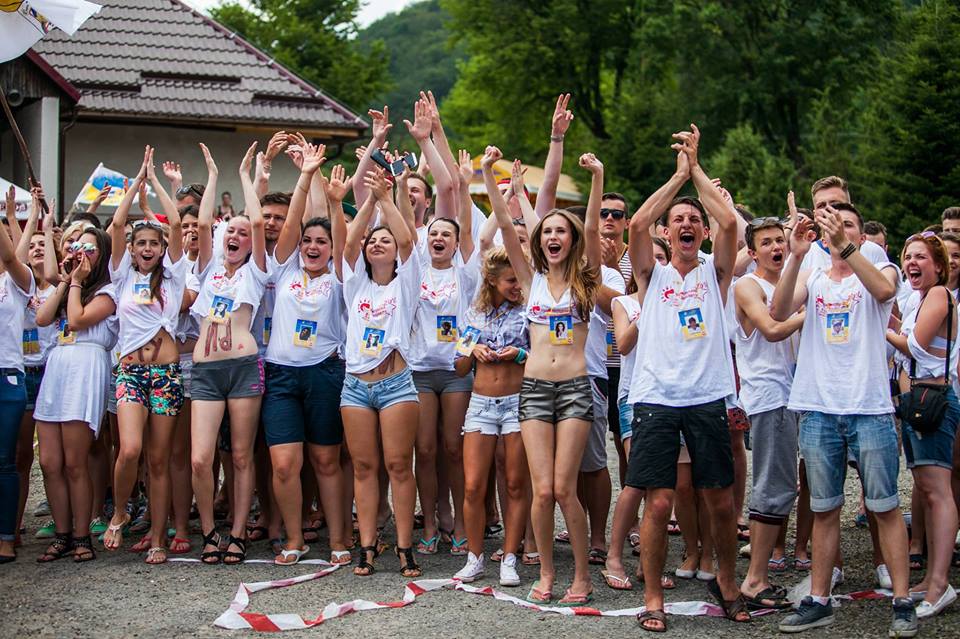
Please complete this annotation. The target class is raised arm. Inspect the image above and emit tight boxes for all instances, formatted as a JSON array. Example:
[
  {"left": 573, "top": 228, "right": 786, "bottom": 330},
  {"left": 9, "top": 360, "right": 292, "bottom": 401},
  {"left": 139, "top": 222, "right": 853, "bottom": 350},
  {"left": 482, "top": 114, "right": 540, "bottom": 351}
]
[
  {"left": 510, "top": 160, "right": 540, "bottom": 238},
  {"left": 482, "top": 146, "right": 532, "bottom": 289},
  {"left": 771, "top": 217, "right": 814, "bottom": 321},
  {"left": 406, "top": 99, "right": 455, "bottom": 220},
  {"left": 536, "top": 94, "right": 574, "bottom": 217},
  {"left": 324, "top": 164, "right": 352, "bottom": 282},
  {"left": 16, "top": 186, "right": 43, "bottom": 262},
  {"left": 196, "top": 143, "right": 218, "bottom": 273},
  {"left": 111, "top": 145, "right": 150, "bottom": 270},
  {"left": 85, "top": 183, "right": 111, "bottom": 216},
  {"left": 579, "top": 153, "right": 604, "bottom": 271},
  {"left": 162, "top": 160, "right": 182, "bottom": 196},
  {"left": 422, "top": 90, "right": 460, "bottom": 191},
  {"left": 238, "top": 141, "right": 266, "bottom": 272},
  {"left": 457, "top": 149, "right": 475, "bottom": 261},
  {"left": 41, "top": 211, "right": 62, "bottom": 287},
  {"left": 736, "top": 278, "right": 804, "bottom": 342},
  {"left": 629, "top": 149, "right": 689, "bottom": 290},
  {"left": 353, "top": 107, "right": 391, "bottom": 206},
  {"left": 254, "top": 131, "right": 287, "bottom": 200},
  {"left": 344, "top": 191, "right": 376, "bottom": 271},
  {"left": 275, "top": 141, "right": 326, "bottom": 264},
  {"left": 818, "top": 205, "right": 897, "bottom": 303},
  {"left": 366, "top": 169, "right": 413, "bottom": 262},
  {"left": 395, "top": 168, "right": 418, "bottom": 240},
  {"left": 146, "top": 148, "right": 182, "bottom": 262},
  {"left": 612, "top": 297, "right": 639, "bottom": 356},
  {"left": 0, "top": 192, "right": 30, "bottom": 292}
]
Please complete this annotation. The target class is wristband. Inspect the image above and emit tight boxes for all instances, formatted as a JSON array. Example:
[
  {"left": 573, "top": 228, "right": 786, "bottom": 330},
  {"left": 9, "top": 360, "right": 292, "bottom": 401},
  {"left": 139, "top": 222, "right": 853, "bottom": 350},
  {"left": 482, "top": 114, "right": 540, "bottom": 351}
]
[
  {"left": 514, "top": 348, "right": 527, "bottom": 364},
  {"left": 839, "top": 243, "right": 857, "bottom": 260},
  {"left": 550, "top": 135, "right": 564, "bottom": 143},
  {"left": 69, "top": 283, "right": 82, "bottom": 289}
]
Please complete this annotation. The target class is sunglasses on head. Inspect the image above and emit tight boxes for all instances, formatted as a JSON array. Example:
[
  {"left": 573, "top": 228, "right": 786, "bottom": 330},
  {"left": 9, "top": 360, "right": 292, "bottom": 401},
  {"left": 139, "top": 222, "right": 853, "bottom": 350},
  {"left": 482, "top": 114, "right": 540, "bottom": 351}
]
[
  {"left": 749, "top": 216, "right": 784, "bottom": 227},
  {"left": 133, "top": 219, "right": 163, "bottom": 230},
  {"left": 176, "top": 185, "right": 203, "bottom": 199},
  {"left": 906, "top": 230, "right": 941, "bottom": 243},
  {"left": 600, "top": 208, "right": 626, "bottom": 220},
  {"left": 69, "top": 241, "right": 96, "bottom": 255}
]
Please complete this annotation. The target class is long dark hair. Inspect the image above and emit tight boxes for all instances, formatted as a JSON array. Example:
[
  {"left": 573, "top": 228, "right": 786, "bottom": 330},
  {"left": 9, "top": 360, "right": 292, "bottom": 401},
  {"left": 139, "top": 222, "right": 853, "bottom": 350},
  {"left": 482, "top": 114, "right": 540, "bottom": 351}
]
[
  {"left": 131, "top": 223, "right": 168, "bottom": 309},
  {"left": 362, "top": 225, "right": 398, "bottom": 281},
  {"left": 58, "top": 228, "right": 112, "bottom": 316}
]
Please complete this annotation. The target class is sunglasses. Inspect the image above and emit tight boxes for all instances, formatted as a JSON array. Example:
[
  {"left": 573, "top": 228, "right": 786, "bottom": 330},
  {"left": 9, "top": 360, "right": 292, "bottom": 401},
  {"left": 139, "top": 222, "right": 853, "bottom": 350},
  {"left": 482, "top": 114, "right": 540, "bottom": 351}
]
[
  {"left": 176, "top": 185, "right": 204, "bottom": 199},
  {"left": 906, "top": 230, "right": 941, "bottom": 243},
  {"left": 600, "top": 208, "right": 626, "bottom": 220},
  {"left": 133, "top": 219, "right": 163, "bottom": 230},
  {"left": 749, "top": 216, "right": 784, "bottom": 227},
  {"left": 69, "top": 241, "right": 96, "bottom": 255}
]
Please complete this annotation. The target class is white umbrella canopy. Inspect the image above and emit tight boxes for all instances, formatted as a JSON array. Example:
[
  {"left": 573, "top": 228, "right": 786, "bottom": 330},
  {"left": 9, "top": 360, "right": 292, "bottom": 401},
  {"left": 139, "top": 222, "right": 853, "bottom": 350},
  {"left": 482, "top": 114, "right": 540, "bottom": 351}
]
[
  {"left": 0, "top": 0, "right": 100, "bottom": 64},
  {"left": 0, "top": 175, "right": 32, "bottom": 220}
]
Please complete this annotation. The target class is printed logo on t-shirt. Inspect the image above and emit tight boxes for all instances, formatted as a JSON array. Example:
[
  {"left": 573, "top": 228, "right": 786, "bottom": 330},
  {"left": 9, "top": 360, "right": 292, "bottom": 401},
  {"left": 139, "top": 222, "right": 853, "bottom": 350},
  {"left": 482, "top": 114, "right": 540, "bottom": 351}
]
[
  {"left": 420, "top": 279, "right": 458, "bottom": 303},
  {"left": 660, "top": 282, "right": 708, "bottom": 307},
  {"left": 289, "top": 278, "right": 332, "bottom": 301},
  {"left": 357, "top": 296, "right": 398, "bottom": 323},
  {"left": 815, "top": 291, "right": 862, "bottom": 346}
]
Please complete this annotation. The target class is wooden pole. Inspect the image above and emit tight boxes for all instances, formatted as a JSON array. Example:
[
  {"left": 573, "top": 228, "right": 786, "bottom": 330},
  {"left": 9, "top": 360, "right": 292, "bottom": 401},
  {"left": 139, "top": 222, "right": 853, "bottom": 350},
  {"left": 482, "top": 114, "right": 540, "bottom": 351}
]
[{"left": 0, "top": 86, "right": 49, "bottom": 215}]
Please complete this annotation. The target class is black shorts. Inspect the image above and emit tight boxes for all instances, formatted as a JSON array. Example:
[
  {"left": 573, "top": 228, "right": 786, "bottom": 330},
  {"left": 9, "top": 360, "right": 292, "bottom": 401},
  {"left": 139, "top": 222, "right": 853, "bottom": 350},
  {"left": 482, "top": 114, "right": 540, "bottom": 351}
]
[
  {"left": 607, "top": 366, "right": 620, "bottom": 435},
  {"left": 625, "top": 399, "right": 734, "bottom": 490},
  {"left": 192, "top": 355, "right": 264, "bottom": 401},
  {"left": 262, "top": 358, "right": 345, "bottom": 447}
]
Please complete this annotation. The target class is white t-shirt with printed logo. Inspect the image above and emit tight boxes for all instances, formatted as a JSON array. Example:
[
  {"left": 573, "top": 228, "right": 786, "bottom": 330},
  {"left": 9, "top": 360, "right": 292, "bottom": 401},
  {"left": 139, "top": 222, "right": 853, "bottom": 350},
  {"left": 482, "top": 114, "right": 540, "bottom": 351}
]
[
  {"left": 408, "top": 251, "right": 481, "bottom": 372},
  {"left": 175, "top": 272, "right": 201, "bottom": 343},
  {"left": 265, "top": 253, "right": 345, "bottom": 366},
  {"left": 613, "top": 294, "right": 642, "bottom": 404},
  {"left": 586, "top": 265, "right": 626, "bottom": 380},
  {"left": 788, "top": 266, "right": 895, "bottom": 415},
  {"left": 628, "top": 258, "right": 737, "bottom": 406},
  {"left": 342, "top": 254, "right": 421, "bottom": 375},
  {"left": 111, "top": 252, "right": 188, "bottom": 357},
  {"left": 0, "top": 270, "right": 34, "bottom": 372},
  {"left": 23, "top": 283, "right": 57, "bottom": 367},
  {"left": 190, "top": 259, "right": 269, "bottom": 329}
]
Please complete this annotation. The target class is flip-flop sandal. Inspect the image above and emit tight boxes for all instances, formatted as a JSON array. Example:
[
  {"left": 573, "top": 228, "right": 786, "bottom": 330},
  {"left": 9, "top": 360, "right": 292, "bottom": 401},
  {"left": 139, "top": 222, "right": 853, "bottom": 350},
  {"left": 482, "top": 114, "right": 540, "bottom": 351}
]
[
  {"left": 525, "top": 580, "right": 553, "bottom": 604},
  {"left": 743, "top": 585, "right": 791, "bottom": 610},
  {"left": 450, "top": 537, "right": 468, "bottom": 555},
  {"left": 554, "top": 530, "right": 571, "bottom": 544},
  {"left": 246, "top": 525, "right": 268, "bottom": 542},
  {"left": 588, "top": 548, "right": 608, "bottom": 565},
  {"left": 768, "top": 556, "right": 788, "bottom": 572},
  {"left": 330, "top": 550, "right": 351, "bottom": 565},
  {"left": 37, "top": 533, "right": 72, "bottom": 563},
  {"left": 416, "top": 533, "right": 439, "bottom": 555},
  {"left": 522, "top": 551, "right": 541, "bottom": 566},
  {"left": 636, "top": 571, "right": 675, "bottom": 590},
  {"left": 168, "top": 537, "right": 192, "bottom": 554},
  {"left": 628, "top": 531, "right": 641, "bottom": 549},
  {"left": 484, "top": 523, "right": 503, "bottom": 538},
  {"left": 275, "top": 545, "right": 309, "bottom": 566},
  {"left": 909, "top": 553, "right": 925, "bottom": 570},
  {"left": 601, "top": 569, "right": 633, "bottom": 590},
  {"left": 490, "top": 548, "right": 504, "bottom": 562},
  {"left": 144, "top": 546, "right": 167, "bottom": 565},
  {"left": 666, "top": 520, "right": 681, "bottom": 536},
  {"left": 637, "top": 609, "right": 667, "bottom": 633},
  {"left": 557, "top": 588, "right": 593, "bottom": 607},
  {"left": 130, "top": 534, "right": 153, "bottom": 553},
  {"left": 103, "top": 513, "right": 131, "bottom": 551},
  {"left": 737, "top": 524, "right": 750, "bottom": 542},
  {"left": 706, "top": 578, "right": 752, "bottom": 622},
  {"left": 794, "top": 557, "right": 811, "bottom": 571}
]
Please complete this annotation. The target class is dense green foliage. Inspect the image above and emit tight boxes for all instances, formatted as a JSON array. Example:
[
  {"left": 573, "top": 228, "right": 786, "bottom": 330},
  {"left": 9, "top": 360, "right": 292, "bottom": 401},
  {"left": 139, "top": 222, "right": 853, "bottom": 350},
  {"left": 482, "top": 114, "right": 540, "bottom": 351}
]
[{"left": 210, "top": 0, "right": 389, "bottom": 110}]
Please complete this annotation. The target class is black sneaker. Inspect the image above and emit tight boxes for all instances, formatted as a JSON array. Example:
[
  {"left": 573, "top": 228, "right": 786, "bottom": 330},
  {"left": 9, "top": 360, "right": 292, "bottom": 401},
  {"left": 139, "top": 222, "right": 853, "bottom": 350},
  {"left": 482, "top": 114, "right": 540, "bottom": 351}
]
[
  {"left": 889, "top": 597, "right": 918, "bottom": 638},
  {"left": 779, "top": 597, "right": 834, "bottom": 633}
]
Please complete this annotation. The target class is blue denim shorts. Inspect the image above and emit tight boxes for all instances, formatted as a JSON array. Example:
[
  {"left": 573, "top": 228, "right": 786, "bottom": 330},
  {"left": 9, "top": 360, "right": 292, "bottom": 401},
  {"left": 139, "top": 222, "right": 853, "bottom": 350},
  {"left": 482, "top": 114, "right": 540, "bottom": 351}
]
[
  {"left": 24, "top": 365, "right": 44, "bottom": 411},
  {"left": 340, "top": 368, "right": 419, "bottom": 411},
  {"left": 903, "top": 388, "right": 960, "bottom": 470},
  {"left": 263, "top": 357, "right": 345, "bottom": 446},
  {"left": 799, "top": 411, "right": 900, "bottom": 513},
  {"left": 618, "top": 399, "right": 633, "bottom": 441},
  {"left": 463, "top": 392, "right": 520, "bottom": 436}
]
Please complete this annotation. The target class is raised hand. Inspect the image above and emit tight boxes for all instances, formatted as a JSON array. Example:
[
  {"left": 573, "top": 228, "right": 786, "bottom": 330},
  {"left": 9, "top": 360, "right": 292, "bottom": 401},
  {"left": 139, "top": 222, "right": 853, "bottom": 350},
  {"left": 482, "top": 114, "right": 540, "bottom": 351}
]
[
  {"left": 300, "top": 142, "right": 327, "bottom": 175},
  {"left": 403, "top": 99, "right": 432, "bottom": 142},
  {"left": 199, "top": 143, "right": 218, "bottom": 177},
  {"left": 458, "top": 149, "right": 473, "bottom": 185},
  {"left": 355, "top": 144, "right": 367, "bottom": 161},
  {"left": 5, "top": 185, "right": 14, "bottom": 214},
  {"left": 363, "top": 168, "right": 392, "bottom": 201},
  {"left": 551, "top": 93, "right": 574, "bottom": 137},
  {"left": 285, "top": 146, "right": 304, "bottom": 170},
  {"left": 93, "top": 184, "right": 111, "bottom": 207},
  {"left": 255, "top": 151, "right": 271, "bottom": 181},
  {"left": 579, "top": 152, "right": 603, "bottom": 175},
  {"left": 510, "top": 159, "right": 526, "bottom": 198},
  {"left": 238, "top": 141, "right": 257, "bottom": 178},
  {"left": 135, "top": 145, "right": 152, "bottom": 180},
  {"left": 325, "top": 164, "right": 352, "bottom": 203},
  {"left": 162, "top": 161, "right": 181, "bottom": 184},
  {"left": 817, "top": 205, "right": 848, "bottom": 249},
  {"left": 481, "top": 145, "right": 502, "bottom": 169},
  {"left": 369, "top": 106, "right": 393, "bottom": 144},
  {"left": 138, "top": 181, "right": 152, "bottom": 214},
  {"left": 144, "top": 146, "right": 158, "bottom": 182},
  {"left": 671, "top": 123, "right": 700, "bottom": 168},
  {"left": 601, "top": 237, "right": 619, "bottom": 267},
  {"left": 790, "top": 215, "right": 814, "bottom": 258},
  {"left": 264, "top": 131, "right": 288, "bottom": 163},
  {"left": 421, "top": 90, "right": 441, "bottom": 132},
  {"left": 71, "top": 252, "right": 91, "bottom": 284},
  {"left": 711, "top": 177, "right": 733, "bottom": 205}
]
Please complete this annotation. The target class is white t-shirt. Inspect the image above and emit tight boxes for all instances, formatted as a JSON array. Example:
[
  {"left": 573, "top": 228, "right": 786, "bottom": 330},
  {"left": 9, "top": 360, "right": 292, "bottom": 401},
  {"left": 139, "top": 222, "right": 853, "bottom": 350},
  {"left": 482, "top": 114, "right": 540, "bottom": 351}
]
[
  {"left": 0, "top": 270, "right": 34, "bottom": 372},
  {"left": 53, "top": 283, "right": 119, "bottom": 350},
  {"left": 175, "top": 272, "right": 201, "bottom": 343},
  {"left": 190, "top": 259, "right": 269, "bottom": 329},
  {"left": 265, "top": 253, "right": 345, "bottom": 366},
  {"left": 408, "top": 252, "right": 482, "bottom": 372},
  {"left": 111, "top": 252, "right": 188, "bottom": 357},
  {"left": 733, "top": 273, "right": 796, "bottom": 416},
  {"left": 415, "top": 206, "right": 488, "bottom": 264},
  {"left": 341, "top": 253, "right": 421, "bottom": 375},
  {"left": 800, "top": 239, "right": 888, "bottom": 271},
  {"left": 586, "top": 265, "right": 626, "bottom": 379},
  {"left": 23, "top": 283, "right": 57, "bottom": 367},
  {"left": 628, "top": 257, "right": 737, "bottom": 406},
  {"left": 613, "top": 294, "right": 642, "bottom": 404},
  {"left": 252, "top": 273, "right": 276, "bottom": 355},
  {"left": 788, "top": 267, "right": 895, "bottom": 415}
]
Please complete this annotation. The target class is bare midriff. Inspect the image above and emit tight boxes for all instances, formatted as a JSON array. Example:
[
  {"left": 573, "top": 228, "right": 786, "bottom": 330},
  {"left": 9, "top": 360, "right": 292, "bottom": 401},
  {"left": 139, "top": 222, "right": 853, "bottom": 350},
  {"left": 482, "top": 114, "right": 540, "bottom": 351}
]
[
  {"left": 354, "top": 349, "right": 409, "bottom": 382},
  {"left": 473, "top": 360, "right": 524, "bottom": 397},
  {"left": 522, "top": 323, "right": 588, "bottom": 381},
  {"left": 193, "top": 306, "right": 258, "bottom": 363},
  {"left": 121, "top": 329, "right": 179, "bottom": 366}
]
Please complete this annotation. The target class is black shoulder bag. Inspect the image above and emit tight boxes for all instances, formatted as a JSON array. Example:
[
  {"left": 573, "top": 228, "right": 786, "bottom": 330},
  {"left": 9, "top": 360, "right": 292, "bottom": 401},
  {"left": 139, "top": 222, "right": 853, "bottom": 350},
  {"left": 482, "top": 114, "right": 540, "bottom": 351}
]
[{"left": 897, "top": 292, "right": 954, "bottom": 434}]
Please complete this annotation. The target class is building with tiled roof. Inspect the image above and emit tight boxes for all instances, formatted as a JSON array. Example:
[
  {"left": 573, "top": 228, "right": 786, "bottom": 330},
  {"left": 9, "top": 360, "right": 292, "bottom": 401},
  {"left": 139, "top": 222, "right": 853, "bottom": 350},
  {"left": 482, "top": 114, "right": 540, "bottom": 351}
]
[{"left": 1, "top": 0, "right": 368, "bottom": 213}]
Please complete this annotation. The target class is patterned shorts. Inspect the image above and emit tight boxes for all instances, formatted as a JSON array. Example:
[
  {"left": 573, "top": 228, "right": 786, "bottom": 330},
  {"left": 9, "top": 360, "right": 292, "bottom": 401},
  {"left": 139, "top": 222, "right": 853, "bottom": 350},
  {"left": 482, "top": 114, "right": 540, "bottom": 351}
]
[
  {"left": 116, "top": 362, "right": 184, "bottom": 416},
  {"left": 727, "top": 406, "right": 751, "bottom": 432}
]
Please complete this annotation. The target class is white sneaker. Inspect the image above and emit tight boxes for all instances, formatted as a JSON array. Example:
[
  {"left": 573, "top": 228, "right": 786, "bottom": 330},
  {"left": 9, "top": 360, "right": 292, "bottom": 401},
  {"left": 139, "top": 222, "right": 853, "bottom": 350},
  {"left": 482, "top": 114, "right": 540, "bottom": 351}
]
[
  {"left": 831, "top": 567, "right": 844, "bottom": 591},
  {"left": 916, "top": 584, "right": 957, "bottom": 619},
  {"left": 499, "top": 552, "right": 520, "bottom": 587},
  {"left": 875, "top": 564, "right": 893, "bottom": 590},
  {"left": 454, "top": 551, "right": 485, "bottom": 583}
]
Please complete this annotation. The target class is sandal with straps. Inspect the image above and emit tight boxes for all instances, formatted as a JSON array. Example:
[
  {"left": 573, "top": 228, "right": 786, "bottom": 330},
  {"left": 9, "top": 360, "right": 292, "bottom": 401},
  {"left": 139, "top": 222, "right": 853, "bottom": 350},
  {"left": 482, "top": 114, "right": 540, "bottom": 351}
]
[
  {"left": 37, "top": 532, "right": 72, "bottom": 563},
  {"left": 222, "top": 535, "right": 247, "bottom": 565},
  {"left": 706, "top": 578, "right": 752, "bottom": 622},
  {"left": 72, "top": 535, "right": 96, "bottom": 563},
  {"left": 200, "top": 529, "right": 223, "bottom": 565},
  {"left": 396, "top": 546, "right": 422, "bottom": 578},
  {"left": 354, "top": 544, "right": 379, "bottom": 576}
]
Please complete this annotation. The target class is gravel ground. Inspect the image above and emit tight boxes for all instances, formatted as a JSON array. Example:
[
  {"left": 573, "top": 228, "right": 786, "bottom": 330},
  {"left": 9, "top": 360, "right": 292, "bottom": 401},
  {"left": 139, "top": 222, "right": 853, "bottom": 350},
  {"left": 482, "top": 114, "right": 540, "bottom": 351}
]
[{"left": 3, "top": 435, "right": 959, "bottom": 638}]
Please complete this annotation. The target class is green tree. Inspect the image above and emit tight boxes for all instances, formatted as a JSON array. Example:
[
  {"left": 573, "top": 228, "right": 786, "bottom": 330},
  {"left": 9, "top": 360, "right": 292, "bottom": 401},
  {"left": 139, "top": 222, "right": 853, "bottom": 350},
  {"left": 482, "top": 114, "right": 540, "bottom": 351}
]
[
  {"left": 211, "top": 0, "right": 389, "bottom": 110},
  {"left": 855, "top": 0, "right": 960, "bottom": 242},
  {"left": 707, "top": 124, "right": 797, "bottom": 217}
]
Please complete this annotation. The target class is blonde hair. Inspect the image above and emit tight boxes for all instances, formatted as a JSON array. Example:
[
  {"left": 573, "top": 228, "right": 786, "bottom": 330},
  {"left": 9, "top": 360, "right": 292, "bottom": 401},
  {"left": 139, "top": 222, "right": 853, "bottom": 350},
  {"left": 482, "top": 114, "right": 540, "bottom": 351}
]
[
  {"left": 810, "top": 175, "right": 850, "bottom": 201},
  {"left": 529, "top": 209, "right": 599, "bottom": 321},
  {"left": 60, "top": 220, "right": 94, "bottom": 254},
  {"left": 474, "top": 246, "right": 522, "bottom": 313}
]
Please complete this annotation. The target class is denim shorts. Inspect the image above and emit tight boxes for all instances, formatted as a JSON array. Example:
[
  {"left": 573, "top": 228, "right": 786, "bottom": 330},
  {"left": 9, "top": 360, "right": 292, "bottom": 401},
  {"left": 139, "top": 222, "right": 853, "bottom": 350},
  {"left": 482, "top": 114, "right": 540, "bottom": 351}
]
[
  {"left": 263, "top": 357, "right": 345, "bottom": 446},
  {"left": 412, "top": 369, "right": 474, "bottom": 394},
  {"left": 799, "top": 411, "right": 900, "bottom": 513},
  {"left": 340, "top": 368, "right": 419, "bottom": 411},
  {"left": 902, "top": 388, "right": 960, "bottom": 470},
  {"left": 24, "top": 365, "right": 44, "bottom": 411},
  {"left": 463, "top": 392, "right": 520, "bottom": 436},
  {"left": 518, "top": 376, "right": 594, "bottom": 423},
  {"left": 116, "top": 362, "right": 184, "bottom": 416},
  {"left": 618, "top": 399, "right": 633, "bottom": 441}
]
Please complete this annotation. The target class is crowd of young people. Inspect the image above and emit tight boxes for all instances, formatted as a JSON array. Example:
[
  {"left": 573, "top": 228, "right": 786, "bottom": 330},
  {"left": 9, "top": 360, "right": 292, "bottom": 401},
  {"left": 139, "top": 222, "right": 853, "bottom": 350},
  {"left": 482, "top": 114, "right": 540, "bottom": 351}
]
[{"left": 0, "top": 92, "right": 957, "bottom": 637}]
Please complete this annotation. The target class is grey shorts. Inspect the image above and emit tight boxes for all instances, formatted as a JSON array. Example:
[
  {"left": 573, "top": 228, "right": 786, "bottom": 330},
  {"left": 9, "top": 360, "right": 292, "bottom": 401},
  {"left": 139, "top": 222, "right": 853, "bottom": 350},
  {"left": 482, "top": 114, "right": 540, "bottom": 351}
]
[
  {"left": 191, "top": 355, "right": 264, "bottom": 401},
  {"left": 107, "top": 369, "right": 118, "bottom": 415},
  {"left": 748, "top": 407, "right": 799, "bottom": 524},
  {"left": 179, "top": 352, "right": 194, "bottom": 399},
  {"left": 518, "top": 375, "right": 594, "bottom": 424},
  {"left": 580, "top": 377, "right": 609, "bottom": 473},
  {"left": 412, "top": 369, "right": 474, "bottom": 394}
]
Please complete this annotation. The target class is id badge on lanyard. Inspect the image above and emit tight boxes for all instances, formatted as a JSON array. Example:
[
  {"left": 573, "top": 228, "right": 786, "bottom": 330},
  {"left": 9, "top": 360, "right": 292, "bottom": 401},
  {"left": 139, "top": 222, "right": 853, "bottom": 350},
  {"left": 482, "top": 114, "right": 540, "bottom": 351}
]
[
  {"left": 361, "top": 327, "right": 385, "bottom": 357},
  {"left": 133, "top": 282, "right": 154, "bottom": 305},
  {"left": 678, "top": 308, "right": 707, "bottom": 341},
  {"left": 437, "top": 315, "right": 458, "bottom": 342},
  {"left": 456, "top": 326, "right": 481, "bottom": 356},
  {"left": 209, "top": 295, "right": 234, "bottom": 324},
  {"left": 57, "top": 318, "right": 76, "bottom": 345},
  {"left": 825, "top": 312, "right": 850, "bottom": 344},
  {"left": 549, "top": 315, "right": 573, "bottom": 345},
  {"left": 294, "top": 319, "right": 318, "bottom": 348}
]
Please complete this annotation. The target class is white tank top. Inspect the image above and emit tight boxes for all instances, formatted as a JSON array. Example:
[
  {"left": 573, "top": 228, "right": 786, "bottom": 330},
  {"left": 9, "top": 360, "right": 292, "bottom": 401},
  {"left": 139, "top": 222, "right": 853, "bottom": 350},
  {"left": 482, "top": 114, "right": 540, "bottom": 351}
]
[
  {"left": 613, "top": 295, "right": 641, "bottom": 404},
  {"left": 733, "top": 273, "right": 795, "bottom": 416},
  {"left": 788, "top": 267, "right": 895, "bottom": 415},
  {"left": 627, "top": 258, "right": 736, "bottom": 406},
  {"left": 525, "top": 272, "right": 585, "bottom": 325}
]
